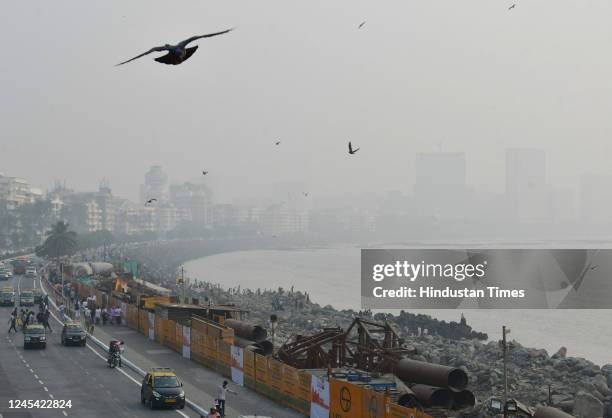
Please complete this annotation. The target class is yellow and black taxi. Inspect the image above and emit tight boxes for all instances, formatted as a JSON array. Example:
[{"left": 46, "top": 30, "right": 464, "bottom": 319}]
[
  {"left": 61, "top": 322, "right": 87, "bottom": 346},
  {"left": 140, "top": 368, "right": 185, "bottom": 410},
  {"left": 24, "top": 324, "right": 47, "bottom": 349}
]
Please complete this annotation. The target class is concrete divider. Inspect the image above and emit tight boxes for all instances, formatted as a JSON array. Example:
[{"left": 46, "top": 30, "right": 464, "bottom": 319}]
[{"left": 40, "top": 277, "right": 209, "bottom": 418}]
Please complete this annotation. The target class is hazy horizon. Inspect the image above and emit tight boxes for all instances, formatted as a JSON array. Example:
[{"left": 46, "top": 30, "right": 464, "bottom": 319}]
[{"left": 3, "top": 0, "right": 612, "bottom": 203}]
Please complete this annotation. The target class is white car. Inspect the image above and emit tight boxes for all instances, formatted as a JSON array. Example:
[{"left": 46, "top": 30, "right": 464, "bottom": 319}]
[{"left": 25, "top": 268, "right": 37, "bottom": 278}]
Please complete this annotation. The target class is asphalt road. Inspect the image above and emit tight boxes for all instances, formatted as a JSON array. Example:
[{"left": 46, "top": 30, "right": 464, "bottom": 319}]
[{"left": 0, "top": 274, "right": 200, "bottom": 418}]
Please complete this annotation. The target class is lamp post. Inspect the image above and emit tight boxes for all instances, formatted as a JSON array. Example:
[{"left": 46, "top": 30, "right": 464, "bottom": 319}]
[{"left": 502, "top": 325, "right": 511, "bottom": 418}]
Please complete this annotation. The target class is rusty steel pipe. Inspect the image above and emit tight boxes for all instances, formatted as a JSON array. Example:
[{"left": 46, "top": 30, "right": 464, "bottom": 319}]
[
  {"left": 225, "top": 319, "right": 267, "bottom": 342},
  {"left": 410, "top": 385, "right": 454, "bottom": 409},
  {"left": 533, "top": 406, "right": 575, "bottom": 418},
  {"left": 452, "top": 390, "right": 476, "bottom": 410},
  {"left": 396, "top": 384, "right": 422, "bottom": 409},
  {"left": 233, "top": 337, "right": 273, "bottom": 356},
  {"left": 396, "top": 358, "right": 468, "bottom": 391}
]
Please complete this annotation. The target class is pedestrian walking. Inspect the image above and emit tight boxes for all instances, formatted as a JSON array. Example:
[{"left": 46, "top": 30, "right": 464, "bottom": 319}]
[
  {"left": 8, "top": 314, "right": 17, "bottom": 333},
  {"left": 95, "top": 307, "right": 101, "bottom": 325},
  {"left": 216, "top": 380, "right": 237, "bottom": 417},
  {"left": 43, "top": 310, "right": 52, "bottom": 333}
]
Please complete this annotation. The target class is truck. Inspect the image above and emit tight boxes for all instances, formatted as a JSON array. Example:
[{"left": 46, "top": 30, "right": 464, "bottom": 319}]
[
  {"left": 19, "top": 290, "right": 34, "bottom": 306},
  {"left": 12, "top": 259, "right": 26, "bottom": 275}
]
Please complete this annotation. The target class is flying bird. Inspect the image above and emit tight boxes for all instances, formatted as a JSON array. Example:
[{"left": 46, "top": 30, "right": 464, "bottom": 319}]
[
  {"left": 303, "top": 192, "right": 309, "bottom": 197},
  {"left": 509, "top": 4, "right": 516, "bottom": 10},
  {"left": 275, "top": 141, "right": 281, "bottom": 146},
  {"left": 115, "top": 29, "right": 234, "bottom": 66},
  {"left": 145, "top": 198, "right": 157, "bottom": 205},
  {"left": 348, "top": 141, "right": 360, "bottom": 155},
  {"left": 358, "top": 21, "right": 366, "bottom": 29},
  {"left": 202, "top": 171, "right": 208, "bottom": 176}
]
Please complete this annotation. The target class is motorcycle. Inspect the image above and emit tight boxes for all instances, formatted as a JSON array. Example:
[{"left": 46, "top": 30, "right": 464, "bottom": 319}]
[{"left": 108, "top": 350, "right": 120, "bottom": 368}]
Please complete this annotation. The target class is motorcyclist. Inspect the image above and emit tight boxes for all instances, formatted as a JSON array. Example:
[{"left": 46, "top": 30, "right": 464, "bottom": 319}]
[{"left": 108, "top": 340, "right": 124, "bottom": 367}]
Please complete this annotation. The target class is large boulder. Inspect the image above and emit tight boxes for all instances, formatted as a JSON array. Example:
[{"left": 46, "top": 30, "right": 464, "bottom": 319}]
[
  {"left": 573, "top": 391, "right": 603, "bottom": 418},
  {"left": 552, "top": 347, "right": 567, "bottom": 359}
]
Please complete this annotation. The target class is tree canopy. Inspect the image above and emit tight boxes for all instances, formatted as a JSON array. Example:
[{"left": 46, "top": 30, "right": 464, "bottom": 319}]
[{"left": 35, "top": 221, "right": 78, "bottom": 259}]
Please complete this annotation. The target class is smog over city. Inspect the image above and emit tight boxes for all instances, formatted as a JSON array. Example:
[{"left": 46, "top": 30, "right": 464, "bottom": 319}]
[{"left": 1, "top": 1, "right": 612, "bottom": 418}]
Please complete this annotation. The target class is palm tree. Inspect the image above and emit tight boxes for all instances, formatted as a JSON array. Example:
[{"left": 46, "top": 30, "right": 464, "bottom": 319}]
[{"left": 35, "top": 221, "right": 79, "bottom": 263}]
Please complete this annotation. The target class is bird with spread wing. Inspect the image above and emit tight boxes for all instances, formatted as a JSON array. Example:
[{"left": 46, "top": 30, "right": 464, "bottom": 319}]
[{"left": 116, "top": 29, "right": 234, "bottom": 66}]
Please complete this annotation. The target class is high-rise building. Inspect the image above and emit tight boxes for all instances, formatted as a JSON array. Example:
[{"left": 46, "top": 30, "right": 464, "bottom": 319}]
[
  {"left": 260, "top": 204, "right": 309, "bottom": 235},
  {"left": 414, "top": 152, "right": 468, "bottom": 219},
  {"left": 579, "top": 174, "right": 612, "bottom": 224},
  {"left": 169, "top": 182, "right": 212, "bottom": 227},
  {"left": 0, "top": 174, "right": 41, "bottom": 210},
  {"left": 140, "top": 166, "right": 168, "bottom": 204},
  {"left": 505, "top": 148, "right": 548, "bottom": 223}
]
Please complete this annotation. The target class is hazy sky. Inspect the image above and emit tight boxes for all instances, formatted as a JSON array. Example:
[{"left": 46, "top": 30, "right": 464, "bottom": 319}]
[{"left": 2, "top": 0, "right": 612, "bottom": 202}]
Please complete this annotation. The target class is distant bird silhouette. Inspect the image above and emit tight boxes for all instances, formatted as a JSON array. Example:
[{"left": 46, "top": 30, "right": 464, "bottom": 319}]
[
  {"left": 348, "top": 141, "right": 360, "bottom": 155},
  {"left": 115, "top": 29, "right": 234, "bottom": 66},
  {"left": 275, "top": 141, "right": 281, "bottom": 146},
  {"left": 145, "top": 198, "right": 157, "bottom": 205},
  {"left": 509, "top": 4, "right": 516, "bottom": 10},
  {"left": 303, "top": 192, "right": 309, "bottom": 197},
  {"left": 358, "top": 21, "right": 366, "bottom": 29},
  {"left": 202, "top": 171, "right": 208, "bottom": 176},
  {"left": 572, "top": 250, "right": 600, "bottom": 292}
]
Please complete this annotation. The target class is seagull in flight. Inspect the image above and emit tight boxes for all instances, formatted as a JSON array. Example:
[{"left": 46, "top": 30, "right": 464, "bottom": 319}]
[
  {"left": 358, "top": 21, "right": 366, "bottom": 29},
  {"left": 116, "top": 29, "right": 234, "bottom": 66},
  {"left": 145, "top": 198, "right": 157, "bottom": 205},
  {"left": 509, "top": 4, "right": 516, "bottom": 10},
  {"left": 275, "top": 140, "right": 281, "bottom": 146},
  {"left": 202, "top": 171, "right": 208, "bottom": 176},
  {"left": 348, "top": 141, "right": 360, "bottom": 155}
]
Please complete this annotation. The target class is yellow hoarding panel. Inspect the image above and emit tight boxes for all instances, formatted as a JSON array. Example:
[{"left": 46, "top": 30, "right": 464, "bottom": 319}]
[
  {"left": 296, "top": 371, "right": 312, "bottom": 402},
  {"left": 282, "top": 364, "right": 298, "bottom": 399},
  {"left": 330, "top": 380, "right": 363, "bottom": 418},
  {"left": 268, "top": 360, "right": 283, "bottom": 393},
  {"left": 387, "top": 403, "right": 419, "bottom": 418},
  {"left": 362, "top": 389, "right": 386, "bottom": 418}
]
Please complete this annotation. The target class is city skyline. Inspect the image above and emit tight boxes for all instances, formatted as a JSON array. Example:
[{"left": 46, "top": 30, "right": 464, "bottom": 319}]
[{"left": 2, "top": 0, "right": 612, "bottom": 203}]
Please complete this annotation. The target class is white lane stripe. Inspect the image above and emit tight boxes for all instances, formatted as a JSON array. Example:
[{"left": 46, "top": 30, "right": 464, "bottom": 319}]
[
  {"left": 46, "top": 285, "right": 191, "bottom": 418},
  {"left": 49, "top": 394, "right": 54, "bottom": 399},
  {"left": 34, "top": 374, "right": 39, "bottom": 379},
  {"left": 29, "top": 369, "right": 33, "bottom": 373},
  {"left": 62, "top": 411, "right": 67, "bottom": 416},
  {"left": 84, "top": 335, "right": 190, "bottom": 418},
  {"left": 38, "top": 380, "right": 43, "bottom": 385},
  {"left": 43, "top": 387, "right": 48, "bottom": 392}
]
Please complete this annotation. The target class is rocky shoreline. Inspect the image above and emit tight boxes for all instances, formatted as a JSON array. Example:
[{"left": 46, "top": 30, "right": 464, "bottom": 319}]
[{"left": 118, "top": 240, "right": 611, "bottom": 417}]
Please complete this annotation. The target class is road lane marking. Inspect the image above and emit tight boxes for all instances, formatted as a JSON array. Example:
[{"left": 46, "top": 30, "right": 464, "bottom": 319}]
[
  {"left": 43, "top": 387, "right": 48, "bottom": 392},
  {"left": 62, "top": 411, "right": 67, "bottom": 416},
  {"left": 49, "top": 394, "right": 54, "bottom": 399},
  {"left": 44, "top": 284, "right": 191, "bottom": 418},
  {"left": 84, "top": 343, "right": 190, "bottom": 418},
  {"left": 38, "top": 380, "right": 44, "bottom": 385}
]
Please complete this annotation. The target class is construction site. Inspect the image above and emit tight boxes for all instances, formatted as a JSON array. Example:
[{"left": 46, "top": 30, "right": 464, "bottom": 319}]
[{"left": 45, "top": 260, "right": 576, "bottom": 418}]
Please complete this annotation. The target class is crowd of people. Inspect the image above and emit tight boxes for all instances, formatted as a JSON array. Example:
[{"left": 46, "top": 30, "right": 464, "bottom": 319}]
[
  {"left": 7, "top": 294, "right": 52, "bottom": 334},
  {"left": 72, "top": 294, "right": 124, "bottom": 334}
]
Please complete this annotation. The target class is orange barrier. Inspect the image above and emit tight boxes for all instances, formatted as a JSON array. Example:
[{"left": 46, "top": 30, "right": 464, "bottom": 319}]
[{"left": 66, "top": 277, "right": 431, "bottom": 418}]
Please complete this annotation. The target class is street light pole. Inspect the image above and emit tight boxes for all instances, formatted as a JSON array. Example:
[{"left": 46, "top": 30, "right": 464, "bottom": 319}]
[
  {"left": 503, "top": 325, "right": 509, "bottom": 418},
  {"left": 181, "top": 266, "right": 186, "bottom": 304}
]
